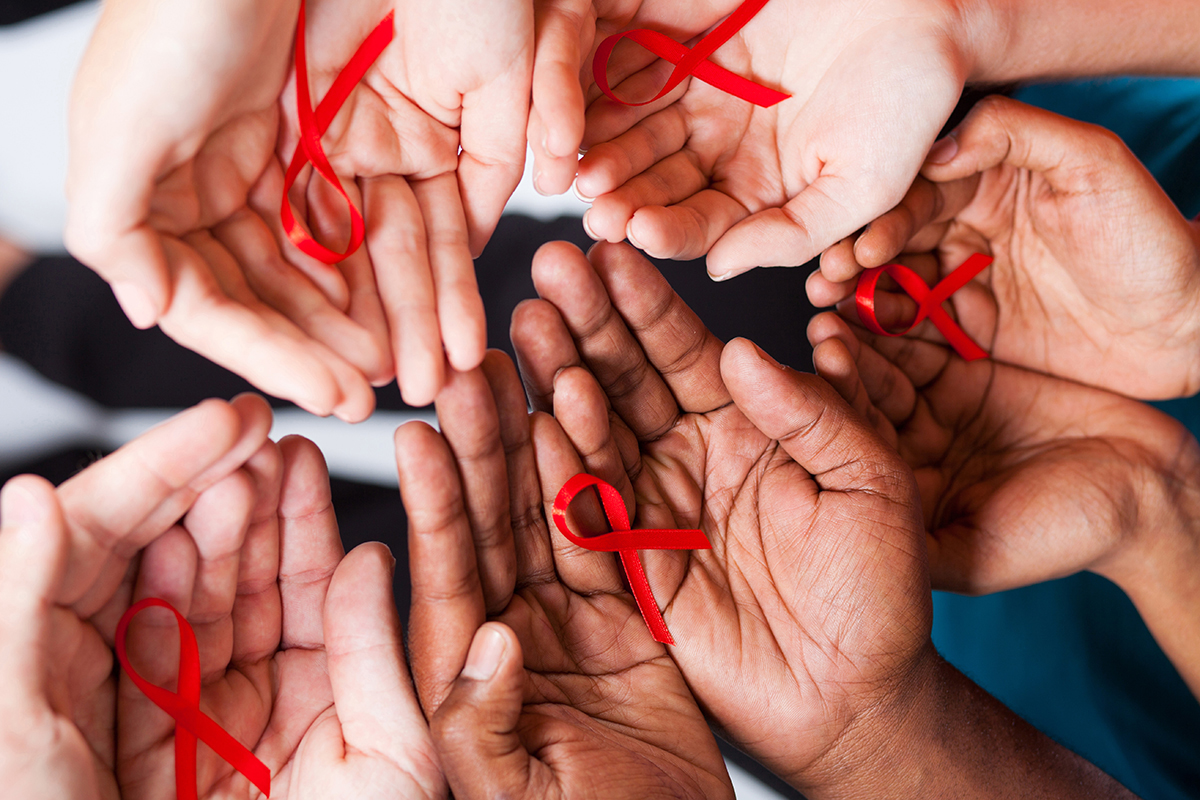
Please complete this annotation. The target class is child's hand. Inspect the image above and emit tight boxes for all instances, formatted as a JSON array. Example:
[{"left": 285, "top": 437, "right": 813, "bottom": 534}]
[
  {"left": 398, "top": 354, "right": 734, "bottom": 800},
  {"left": 572, "top": 0, "right": 972, "bottom": 280},
  {"left": 810, "top": 96, "right": 1200, "bottom": 400}
]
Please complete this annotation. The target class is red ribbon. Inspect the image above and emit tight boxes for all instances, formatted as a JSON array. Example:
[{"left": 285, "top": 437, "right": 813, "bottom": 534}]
[
  {"left": 854, "top": 253, "right": 992, "bottom": 362},
  {"left": 281, "top": 0, "right": 394, "bottom": 264},
  {"left": 116, "top": 598, "right": 271, "bottom": 800},
  {"left": 593, "top": 0, "right": 789, "bottom": 108},
  {"left": 552, "top": 473, "right": 711, "bottom": 645}
]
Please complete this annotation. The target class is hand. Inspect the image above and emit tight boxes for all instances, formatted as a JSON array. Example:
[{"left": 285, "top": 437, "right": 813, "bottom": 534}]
[
  {"left": 511, "top": 241, "right": 936, "bottom": 795},
  {"left": 397, "top": 353, "right": 733, "bottom": 800},
  {"left": 809, "top": 96, "right": 1200, "bottom": 400},
  {"left": 808, "top": 306, "right": 1200, "bottom": 697},
  {"left": 0, "top": 395, "right": 272, "bottom": 800},
  {"left": 117, "top": 434, "right": 444, "bottom": 799},
  {"left": 67, "top": 0, "right": 396, "bottom": 419},
  {"left": 571, "top": 0, "right": 972, "bottom": 280}
]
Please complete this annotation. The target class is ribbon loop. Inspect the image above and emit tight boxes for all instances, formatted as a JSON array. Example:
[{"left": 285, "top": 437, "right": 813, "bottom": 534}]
[
  {"left": 593, "top": 0, "right": 789, "bottom": 108},
  {"left": 281, "top": 0, "right": 394, "bottom": 265},
  {"left": 854, "top": 253, "right": 993, "bottom": 362},
  {"left": 552, "top": 473, "right": 711, "bottom": 645},
  {"left": 116, "top": 598, "right": 271, "bottom": 799}
]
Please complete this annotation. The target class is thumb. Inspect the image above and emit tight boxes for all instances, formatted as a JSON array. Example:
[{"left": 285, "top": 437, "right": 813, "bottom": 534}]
[
  {"left": 430, "top": 622, "right": 538, "bottom": 800},
  {"left": 720, "top": 338, "right": 915, "bottom": 500},
  {"left": 921, "top": 95, "right": 1134, "bottom": 192},
  {"left": 0, "top": 477, "right": 69, "bottom": 711}
]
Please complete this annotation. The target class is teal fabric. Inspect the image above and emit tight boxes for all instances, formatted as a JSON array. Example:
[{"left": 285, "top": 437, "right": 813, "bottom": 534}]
[{"left": 931, "top": 77, "right": 1200, "bottom": 800}]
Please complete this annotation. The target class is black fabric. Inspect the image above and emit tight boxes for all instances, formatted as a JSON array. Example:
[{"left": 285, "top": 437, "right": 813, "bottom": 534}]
[{"left": 0, "top": 0, "right": 80, "bottom": 26}]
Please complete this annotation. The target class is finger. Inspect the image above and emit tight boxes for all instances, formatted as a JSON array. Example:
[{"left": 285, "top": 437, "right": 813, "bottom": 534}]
[
  {"left": 0, "top": 477, "right": 69, "bottom": 712},
  {"left": 435, "top": 365, "right": 517, "bottom": 615},
  {"left": 396, "top": 420, "right": 485, "bottom": 715},
  {"left": 576, "top": 105, "right": 690, "bottom": 200},
  {"left": 552, "top": 366, "right": 636, "bottom": 502},
  {"left": 412, "top": 174, "right": 487, "bottom": 374},
  {"left": 325, "top": 541, "right": 440, "bottom": 780},
  {"left": 721, "top": 338, "right": 915, "bottom": 500},
  {"left": 232, "top": 441, "right": 284, "bottom": 667},
  {"left": 706, "top": 175, "right": 867, "bottom": 280},
  {"left": 922, "top": 96, "right": 1138, "bottom": 194},
  {"left": 431, "top": 623, "right": 547, "bottom": 800},
  {"left": 582, "top": 54, "right": 684, "bottom": 146},
  {"left": 479, "top": 351, "right": 556, "bottom": 591},
  {"left": 530, "top": 241, "right": 678, "bottom": 440},
  {"left": 157, "top": 238, "right": 376, "bottom": 421},
  {"left": 848, "top": 175, "right": 979, "bottom": 277},
  {"left": 180, "top": 467, "right": 257, "bottom": 679},
  {"left": 510, "top": 297, "right": 582, "bottom": 414},
  {"left": 807, "top": 311, "right": 916, "bottom": 431},
  {"left": 363, "top": 173, "right": 444, "bottom": 407},
  {"left": 809, "top": 240, "right": 859, "bottom": 307},
  {"left": 59, "top": 395, "right": 272, "bottom": 618},
  {"left": 587, "top": 241, "right": 730, "bottom": 417},
  {"left": 585, "top": 151, "right": 709, "bottom": 247},
  {"left": 530, "top": 410, "right": 625, "bottom": 595},
  {"left": 625, "top": 189, "right": 750, "bottom": 262},
  {"left": 528, "top": 0, "right": 590, "bottom": 194},
  {"left": 277, "top": 436, "right": 343, "bottom": 651}
]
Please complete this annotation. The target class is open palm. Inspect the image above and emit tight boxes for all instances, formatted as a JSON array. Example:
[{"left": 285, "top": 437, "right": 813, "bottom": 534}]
[
  {"left": 512, "top": 242, "right": 935, "bottom": 794},
  {"left": 807, "top": 307, "right": 1200, "bottom": 595},
  {"left": 574, "top": 0, "right": 969, "bottom": 280},
  {"left": 810, "top": 97, "right": 1200, "bottom": 400},
  {"left": 117, "top": 435, "right": 443, "bottom": 800},
  {"left": 398, "top": 355, "right": 733, "bottom": 800}
]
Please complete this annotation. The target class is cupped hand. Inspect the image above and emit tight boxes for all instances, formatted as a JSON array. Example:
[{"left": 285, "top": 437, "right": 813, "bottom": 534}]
[
  {"left": 0, "top": 395, "right": 271, "bottom": 800},
  {"left": 571, "top": 0, "right": 971, "bottom": 280},
  {"left": 117, "top": 434, "right": 444, "bottom": 799},
  {"left": 510, "top": 241, "right": 936, "bottom": 796},
  {"left": 809, "top": 96, "right": 1200, "bottom": 399},
  {"left": 67, "top": 0, "right": 400, "bottom": 419},
  {"left": 807, "top": 306, "right": 1200, "bottom": 596},
  {"left": 397, "top": 353, "right": 733, "bottom": 800}
]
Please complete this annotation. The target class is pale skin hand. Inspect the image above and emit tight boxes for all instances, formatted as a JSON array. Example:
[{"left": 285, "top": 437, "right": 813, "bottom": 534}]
[
  {"left": 117, "top": 435, "right": 444, "bottom": 800},
  {"left": 570, "top": 0, "right": 971, "bottom": 280},
  {"left": 0, "top": 395, "right": 272, "bottom": 800},
  {"left": 809, "top": 96, "right": 1200, "bottom": 400},
  {"left": 807, "top": 307, "right": 1200, "bottom": 697},
  {"left": 511, "top": 240, "right": 1141, "bottom": 798},
  {"left": 397, "top": 353, "right": 733, "bottom": 800}
]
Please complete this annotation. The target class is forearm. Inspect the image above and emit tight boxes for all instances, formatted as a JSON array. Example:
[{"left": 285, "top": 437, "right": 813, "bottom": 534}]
[
  {"left": 962, "top": 0, "right": 1200, "bottom": 83},
  {"left": 1102, "top": 432, "right": 1200, "bottom": 699},
  {"left": 800, "top": 649, "right": 1137, "bottom": 800}
]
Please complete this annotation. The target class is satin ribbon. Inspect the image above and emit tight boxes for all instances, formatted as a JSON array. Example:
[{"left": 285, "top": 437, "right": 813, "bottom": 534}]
[
  {"left": 116, "top": 598, "right": 271, "bottom": 800},
  {"left": 281, "top": 0, "right": 394, "bottom": 264},
  {"left": 593, "top": 0, "right": 789, "bottom": 108},
  {"left": 854, "top": 253, "right": 992, "bottom": 362},
  {"left": 552, "top": 473, "right": 711, "bottom": 645}
]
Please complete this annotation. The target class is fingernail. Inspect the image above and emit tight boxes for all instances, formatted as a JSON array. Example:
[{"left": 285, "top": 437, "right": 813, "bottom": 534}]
[
  {"left": 533, "top": 168, "right": 549, "bottom": 197},
  {"left": 111, "top": 282, "right": 159, "bottom": 329},
  {"left": 927, "top": 135, "right": 959, "bottom": 165},
  {"left": 462, "top": 625, "right": 506, "bottom": 681},
  {"left": 582, "top": 210, "right": 601, "bottom": 241},
  {"left": 1, "top": 482, "right": 48, "bottom": 528},
  {"left": 750, "top": 340, "right": 783, "bottom": 367},
  {"left": 625, "top": 221, "right": 645, "bottom": 251},
  {"left": 571, "top": 179, "right": 595, "bottom": 204}
]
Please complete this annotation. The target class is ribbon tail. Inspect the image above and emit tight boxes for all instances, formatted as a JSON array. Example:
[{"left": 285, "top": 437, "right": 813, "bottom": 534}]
[{"left": 620, "top": 550, "right": 675, "bottom": 645}]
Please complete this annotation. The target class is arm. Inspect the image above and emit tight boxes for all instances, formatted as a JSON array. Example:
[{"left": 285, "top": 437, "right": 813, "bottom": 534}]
[{"left": 968, "top": 0, "right": 1200, "bottom": 82}]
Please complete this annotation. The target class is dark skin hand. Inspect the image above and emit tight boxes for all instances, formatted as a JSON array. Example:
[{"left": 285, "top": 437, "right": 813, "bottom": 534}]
[
  {"left": 510, "top": 239, "right": 1140, "bottom": 799},
  {"left": 396, "top": 351, "right": 733, "bottom": 800}
]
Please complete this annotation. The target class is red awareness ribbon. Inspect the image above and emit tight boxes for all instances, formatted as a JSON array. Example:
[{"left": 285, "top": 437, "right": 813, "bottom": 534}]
[
  {"left": 281, "top": 0, "right": 394, "bottom": 264},
  {"left": 854, "top": 253, "right": 993, "bottom": 362},
  {"left": 552, "top": 473, "right": 711, "bottom": 645},
  {"left": 593, "top": 0, "right": 789, "bottom": 108},
  {"left": 116, "top": 598, "right": 271, "bottom": 800}
]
